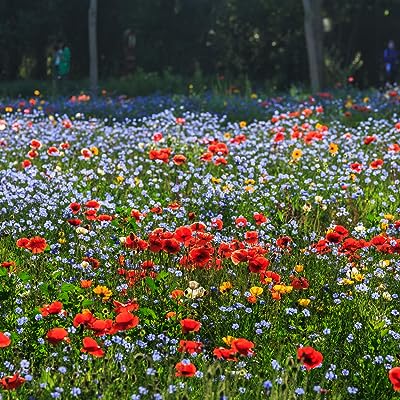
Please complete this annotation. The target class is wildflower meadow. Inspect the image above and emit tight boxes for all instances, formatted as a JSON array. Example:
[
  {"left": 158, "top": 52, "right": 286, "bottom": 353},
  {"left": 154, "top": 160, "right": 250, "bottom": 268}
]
[{"left": 1, "top": 90, "right": 400, "bottom": 399}]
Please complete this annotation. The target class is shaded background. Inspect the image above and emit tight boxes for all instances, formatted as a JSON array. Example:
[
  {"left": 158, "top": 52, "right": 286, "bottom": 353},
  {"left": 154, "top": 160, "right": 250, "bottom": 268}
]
[{"left": 0, "top": 0, "right": 399, "bottom": 90}]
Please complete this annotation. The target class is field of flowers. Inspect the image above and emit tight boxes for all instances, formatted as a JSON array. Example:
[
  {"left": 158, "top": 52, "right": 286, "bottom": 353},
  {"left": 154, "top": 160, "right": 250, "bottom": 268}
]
[{"left": 0, "top": 90, "right": 400, "bottom": 399}]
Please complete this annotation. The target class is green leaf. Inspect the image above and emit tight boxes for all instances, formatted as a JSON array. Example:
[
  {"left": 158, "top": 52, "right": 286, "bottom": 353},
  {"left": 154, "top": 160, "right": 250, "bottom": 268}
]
[
  {"left": 82, "top": 299, "right": 94, "bottom": 308},
  {"left": 40, "top": 283, "right": 49, "bottom": 295},
  {"left": 145, "top": 277, "right": 158, "bottom": 292},
  {"left": 61, "top": 283, "right": 77, "bottom": 293},
  {"left": 0, "top": 268, "right": 8, "bottom": 277},
  {"left": 139, "top": 307, "right": 157, "bottom": 320},
  {"left": 18, "top": 271, "right": 31, "bottom": 282},
  {"left": 156, "top": 271, "right": 169, "bottom": 281}
]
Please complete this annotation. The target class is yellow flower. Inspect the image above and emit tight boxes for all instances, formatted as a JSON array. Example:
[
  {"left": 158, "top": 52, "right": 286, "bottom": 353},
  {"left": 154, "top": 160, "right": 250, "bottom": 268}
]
[
  {"left": 298, "top": 298, "right": 311, "bottom": 307},
  {"left": 211, "top": 177, "right": 221, "bottom": 184},
  {"left": 58, "top": 238, "right": 66, "bottom": 244},
  {"left": 250, "top": 93, "right": 258, "bottom": 99},
  {"left": 250, "top": 286, "right": 263, "bottom": 296},
  {"left": 90, "top": 146, "right": 99, "bottom": 156},
  {"left": 354, "top": 273, "right": 364, "bottom": 282},
  {"left": 244, "top": 185, "right": 255, "bottom": 193},
  {"left": 379, "top": 260, "right": 391, "bottom": 268},
  {"left": 294, "top": 264, "right": 304, "bottom": 273},
  {"left": 222, "top": 336, "right": 236, "bottom": 346},
  {"left": 93, "top": 285, "right": 112, "bottom": 301},
  {"left": 245, "top": 179, "right": 255, "bottom": 185},
  {"left": 384, "top": 214, "right": 394, "bottom": 220},
  {"left": 381, "top": 222, "right": 388, "bottom": 231},
  {"left": 291, "top": 148, "right": 303, "bottom": 161},
  {"left": 219, "top": 281, "right": 233, "bottom": 293},
  {"left": 363, "top": 97, "right": 370, "bottom": 103},
  {"left": 303, "top": 203, "right": 312, "bottom": 213},
  {"left": 222, "top": 184, "right": 232, "bottom": 193},
  {"left": 116, "top": 175, "right": 124, "bottom": 184},
  {"left": 5, "top": 107, "right": 13, "bottom": 113},
  {"left": 329, "top": 143, "right": 339, "bottom": 155},
  {"left": 239, "top": 121, "right": 247, "bottom": 128},
  {"left": 339, "top": 278, "right": 354, "bottom": 286},
  {"left": 34, "top": 89, "right": 40, "bottom": 96},
  {"left": 224, "top": 132, "right": 232, "bottom": 139},
  {"left": 283, "top": 285, "right": 293, "bottom": 294},
  {"left": 273, "top": 284, "right": 293, "bottom": 294}
]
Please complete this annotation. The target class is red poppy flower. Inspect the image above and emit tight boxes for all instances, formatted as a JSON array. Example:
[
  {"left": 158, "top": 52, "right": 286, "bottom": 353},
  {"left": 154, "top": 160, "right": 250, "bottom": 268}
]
[
  {"left": 113, "top": 300, "right": 139, "bottom": 314},
  {"left": 178, "top": 340, "right": 203, "bottom": 354},
  {"left": 253, "top": 212, "right": 267, "bottom": 225},
  {"left": 174, "top": 226, "right": 192, "bottom": 243},
  {"left": 173, "top": 154, "right": 187, "bottom": 165},
  {"left": 389, "top": 367, "right": 400, "bottom": 391},
  {"left": 291, "top": 276, "right": 309, "bottom": 290},
  {"left": 111, "top": 312, "right": 139, "bottom": 332},
  {"left": 248, "top": 256, "right": 270, "bottom": 273},
  {"left": 40, "top": 301, "right": 63, "bottom": 316},
  {"left": 230, "top": 249, "right": 248, "bottom": 265},
  {"left": 0, "top": 332, "right": 11, "bottom": 348},
  {"left": 190, "top": 222, "right": 206, "bottom": 232},
  {"left": 85, "top": 209, "right": 97, "bottom": 220},
  {"left": 46, "top": 328, "right": 69, "bottom": 345},
  {"left": 180, "top": 318, "right": 201, "bottom": 334},
  {"left": 363, "top": 136, "right": 376, "bottom": 145},
  {"left": 47, "top": 146, "right": 60, "bottom": 156},
  {"left": 153, "top": 132, "right": 163, "bottom": 142},
  {"left": 326, "top": 232, "right": 342, "bottom": 243},
  {"left": 21, "top": 159, "right": 32, "bottom": 168},
  {"left": 350, "top": 162, "right": 363, "bottom": 173},
  {"left": 97, "top": 214, "right": 113, "bottom": 222},
  {"left": 27, "top": 236, "right": 47, "bottom": 253},
  {"left": 1, "top": 261, "right": 15, "bottom": 269},
  {"left": 231, "top": 338, "right": 255, "bottom": 356},
  {"left": 213, "top": 347, "right": 238, "bottom": 361},
  {"left": 30, "top": 139, "right": 42, "bottom": 149},
  {"left": 162, "top": 238, "right": 181, "bottom": 254},
  {"left": 85, "top": 200, "right": 100, "bottom": 209},
  {"left": 88, "top": 319, "right": 113, "bottom": 336},
  {"left": 0, "top": 373, "right": 25, "bottom": 390},
  {"left": 297, "top": 346, "right": 323, "bottom": 370},
  {"left": 276, "top": 236, "right": 292, "bottom": 248},
  {"left": 370, "top": 159, "right": 383, "bottom": 169},
  {"left": 245, "top": 231, "right": 259, "bottom": 245},
  {"left": 27, "top": 149, "right": 39, "bottom": 158},
  {"left": 67, "top": 218, "right": 82, "bottom": 226},
  {"left": 175, "top": 361, "right": 197, "bottom": 377},
  {"left": 200, "top": 151, "right": 213, "bottom": 162},
  {"left": 211, "top": 218, "right": 223, "bottom": 230},
  {"left": 16, "top": 237, "right": 30, "bottom": 248},
  {"left": 260, "top": 270, "right": 281, "bottom": 284},
  {"left": 81, "top": 337, "right": 104, "bottom": 357},
  {"left": 83, "top": 257, "right": 100, "bottom": 269},
  {"left": 235, "top": 216, "right": 248, "bottom": 227},
  {"left": 189, "top": 246, "right": 213, "bottom": 266},
  {"left": 73, "top": 310, "right": 96, "bottom": 327}
]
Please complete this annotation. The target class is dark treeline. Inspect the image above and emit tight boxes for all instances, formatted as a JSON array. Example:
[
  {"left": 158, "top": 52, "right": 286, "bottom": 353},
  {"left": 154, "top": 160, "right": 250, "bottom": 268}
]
[{"left": 1, "top": 0, "right": 399, "bottom": 89}]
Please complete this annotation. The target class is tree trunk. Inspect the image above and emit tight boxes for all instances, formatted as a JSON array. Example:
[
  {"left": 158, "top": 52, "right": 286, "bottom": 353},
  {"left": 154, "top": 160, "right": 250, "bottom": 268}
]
[
  {"left": 303, "top": 0, "right": 324, "bottom": 92},
  {"left": 88, "top": 0, "right": 98, "bottom": 96}
]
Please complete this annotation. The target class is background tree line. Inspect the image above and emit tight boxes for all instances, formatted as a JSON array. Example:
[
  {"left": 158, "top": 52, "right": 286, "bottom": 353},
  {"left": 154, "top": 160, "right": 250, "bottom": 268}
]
[{"left": 0, "top": 0, "right": 399, "bottom": 90}]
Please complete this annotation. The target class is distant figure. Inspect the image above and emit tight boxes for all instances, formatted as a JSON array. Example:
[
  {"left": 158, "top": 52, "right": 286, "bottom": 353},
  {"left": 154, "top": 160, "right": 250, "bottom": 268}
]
[
  {"left": 123, "top": 29, "right": 136, "bottom": 75},
  {"left": 53, "top": 44, "right": 63, "bottom": 79},
  {"left": 384, "top": 40, "right": 398, "bottom": 84},
  {"left": 58, "top": 41, "right": 71, "bottom": 79}
]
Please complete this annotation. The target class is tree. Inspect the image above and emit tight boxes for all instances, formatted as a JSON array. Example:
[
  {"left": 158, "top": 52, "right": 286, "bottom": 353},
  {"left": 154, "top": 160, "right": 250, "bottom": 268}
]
[
  {"left": 303, "top": 0, "right": 324, "bottom": 92},
  {"left": 88, "top": 0, "right": 98, "bottom": 95}
]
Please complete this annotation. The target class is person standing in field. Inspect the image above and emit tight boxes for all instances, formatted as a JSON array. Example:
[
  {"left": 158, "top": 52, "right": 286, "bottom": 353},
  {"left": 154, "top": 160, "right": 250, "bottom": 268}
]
[
  {"left": 59, "top": 41, "right": 71, "bottom": 79},
  {"left": 384, "top": 40, "right": 398, "bottom": 84}
]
